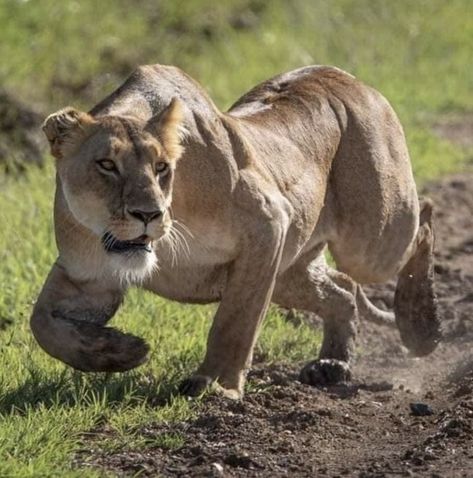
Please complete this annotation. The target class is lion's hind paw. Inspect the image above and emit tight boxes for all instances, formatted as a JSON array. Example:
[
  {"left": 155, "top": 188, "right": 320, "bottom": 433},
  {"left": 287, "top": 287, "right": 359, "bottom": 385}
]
[{"left": 299, "top": 359, "right": 351, "bottom": 386}]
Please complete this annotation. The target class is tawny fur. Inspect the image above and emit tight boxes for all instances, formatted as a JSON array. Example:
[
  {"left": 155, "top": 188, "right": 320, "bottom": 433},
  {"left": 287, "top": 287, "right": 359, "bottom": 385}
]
[{"left": 31, "top": 65, "right": 440, "bottom": 399}]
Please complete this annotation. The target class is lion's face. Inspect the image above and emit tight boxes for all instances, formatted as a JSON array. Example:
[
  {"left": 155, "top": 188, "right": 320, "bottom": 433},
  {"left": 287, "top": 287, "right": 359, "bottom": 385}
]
[{"left": 43, "top": 99, "right": 184, "bottom": 281}]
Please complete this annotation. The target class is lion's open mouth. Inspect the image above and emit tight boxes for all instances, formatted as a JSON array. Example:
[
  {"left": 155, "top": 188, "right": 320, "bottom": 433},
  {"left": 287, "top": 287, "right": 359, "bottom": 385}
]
[{"left": 102, "top": 232, "right": 153, "bottom": 254}]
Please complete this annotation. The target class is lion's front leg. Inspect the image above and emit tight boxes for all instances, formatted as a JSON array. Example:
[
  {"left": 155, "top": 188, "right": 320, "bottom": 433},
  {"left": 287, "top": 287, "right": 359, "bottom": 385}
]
[
  {"left": 30, "top": 261, "right": 149, "bottom": 372},
  {"left": 180, "top": 215, "right": 288, "bottom": 400}
]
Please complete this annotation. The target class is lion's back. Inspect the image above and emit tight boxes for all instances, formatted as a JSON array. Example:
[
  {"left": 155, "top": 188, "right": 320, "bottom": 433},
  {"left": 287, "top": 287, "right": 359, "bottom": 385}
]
[{"left": 227, "top": 65, "right": 360, "bottom": 118}]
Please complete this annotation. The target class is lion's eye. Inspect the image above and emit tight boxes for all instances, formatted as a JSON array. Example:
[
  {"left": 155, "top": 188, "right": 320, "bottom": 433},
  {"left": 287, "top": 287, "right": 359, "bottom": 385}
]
[
  {"left": 96, "top": 159, "right": 118, "bottom": 173},
  {"left": 155, "top": 162, "right": 169, "bottom": 175}
]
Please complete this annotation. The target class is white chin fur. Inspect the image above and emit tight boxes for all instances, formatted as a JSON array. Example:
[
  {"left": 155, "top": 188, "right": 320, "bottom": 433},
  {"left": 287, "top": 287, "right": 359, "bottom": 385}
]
[{"left": 108, "top": 249, "right": 158, "bottom": 285}]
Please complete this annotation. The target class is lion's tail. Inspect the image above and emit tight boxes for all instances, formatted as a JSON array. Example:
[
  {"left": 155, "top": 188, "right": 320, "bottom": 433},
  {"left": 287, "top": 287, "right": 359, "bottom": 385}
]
[{"left": 356, "top": 285, "right": 396, "bottom": 327}]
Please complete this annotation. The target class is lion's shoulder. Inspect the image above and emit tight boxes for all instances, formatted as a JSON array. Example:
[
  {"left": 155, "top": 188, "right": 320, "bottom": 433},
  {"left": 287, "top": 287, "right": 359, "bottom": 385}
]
[{"left": 90, "top": 64, "right": 219, "bottom": 122}]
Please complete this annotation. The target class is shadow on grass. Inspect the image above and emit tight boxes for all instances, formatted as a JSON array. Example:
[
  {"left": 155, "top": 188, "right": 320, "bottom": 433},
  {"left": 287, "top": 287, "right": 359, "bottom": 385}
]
[{"left": 0, "top": 367, "right": 185, "bottom": 415}]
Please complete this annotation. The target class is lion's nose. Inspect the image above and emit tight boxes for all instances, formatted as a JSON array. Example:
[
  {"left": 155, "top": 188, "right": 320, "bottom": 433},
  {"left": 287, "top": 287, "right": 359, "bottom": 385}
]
[{"left": 128, "top": 208, "right": 163, "bottom": 225}]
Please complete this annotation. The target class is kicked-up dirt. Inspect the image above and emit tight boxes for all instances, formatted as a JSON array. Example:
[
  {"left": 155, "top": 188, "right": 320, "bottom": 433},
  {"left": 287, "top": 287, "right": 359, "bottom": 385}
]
[{"left": 76, "top": 171, "right": 473, "bottom": 477}]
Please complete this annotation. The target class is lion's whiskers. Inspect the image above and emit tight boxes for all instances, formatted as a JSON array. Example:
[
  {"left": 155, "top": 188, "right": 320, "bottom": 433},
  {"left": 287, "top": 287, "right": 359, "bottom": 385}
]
[
  {"left": 102, "top": 233, "right": 118, "bottom": 251},
  {"left": 172, "top": 218, "right": 194, "bottom": 239},
  {"left": 171, "top": 224, "right": 191, "bottom": 259},
  {"left": 166, "top": 231, "right": 178, "bottom": 267}
]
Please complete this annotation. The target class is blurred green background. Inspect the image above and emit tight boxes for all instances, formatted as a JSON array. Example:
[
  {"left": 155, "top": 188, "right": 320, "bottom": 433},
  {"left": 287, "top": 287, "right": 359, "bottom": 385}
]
[
  {"left": 1, "top": 0, "right": 472, "bottom": 176},
  {"left": 0, "top": 1, "right": 471, "bottom": 475}
]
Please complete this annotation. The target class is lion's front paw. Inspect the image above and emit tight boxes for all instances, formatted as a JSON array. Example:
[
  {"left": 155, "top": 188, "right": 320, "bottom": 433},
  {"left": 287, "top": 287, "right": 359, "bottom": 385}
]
[
  {"left": 299, "top": 358, "right": 351, "bottom": 386},
  {"left": 178, "top": 375, "right": 242, "bottom": 400}
]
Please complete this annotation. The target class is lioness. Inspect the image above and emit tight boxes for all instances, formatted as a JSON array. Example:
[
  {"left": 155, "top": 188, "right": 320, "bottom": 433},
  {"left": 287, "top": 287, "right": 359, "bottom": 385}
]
[{"left": 32, "top": 65, "right": 440, "bottom": 399}]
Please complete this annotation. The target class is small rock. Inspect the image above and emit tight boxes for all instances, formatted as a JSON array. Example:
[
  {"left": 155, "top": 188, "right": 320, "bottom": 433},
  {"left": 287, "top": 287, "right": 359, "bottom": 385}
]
[
  {"left": 410, "top": 402, "right": 434, "bottom": 416},
  {"left": 211, "top": 462, "right": 225, "bottom": 475}
]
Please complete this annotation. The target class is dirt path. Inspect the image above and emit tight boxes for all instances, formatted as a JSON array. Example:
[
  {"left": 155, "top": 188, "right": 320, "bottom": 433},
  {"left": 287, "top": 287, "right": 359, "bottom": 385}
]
[{"left": 82, "top": 172, "right": 473, "bottom": 477}]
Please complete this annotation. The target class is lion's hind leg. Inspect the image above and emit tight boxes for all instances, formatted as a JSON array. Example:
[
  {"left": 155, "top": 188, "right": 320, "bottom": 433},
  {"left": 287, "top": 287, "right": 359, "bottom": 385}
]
[
  {"left": 394, "top": 199, "right": 441, "bottom": 356},
  {"left": 274, "top": 252, "right": 358, "bottom": 386}
]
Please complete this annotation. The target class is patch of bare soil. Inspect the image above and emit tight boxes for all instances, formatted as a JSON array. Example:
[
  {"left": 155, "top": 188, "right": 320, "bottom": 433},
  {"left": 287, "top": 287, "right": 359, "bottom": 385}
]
[
  {"left": 432, "top": 115, "right": 473, "bottom": 149},
  {"left": 0, "top": 90, "right": 46, "bottom": 172},
  {"left": 77, "top": 172, "right": 473, "bottom": 477}
]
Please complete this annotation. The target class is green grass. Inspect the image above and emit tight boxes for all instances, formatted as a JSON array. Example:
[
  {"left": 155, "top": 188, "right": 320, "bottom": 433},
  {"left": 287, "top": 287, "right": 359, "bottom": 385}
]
[{"left": 0, "top": 0, "right": 472, "bottom": 475}]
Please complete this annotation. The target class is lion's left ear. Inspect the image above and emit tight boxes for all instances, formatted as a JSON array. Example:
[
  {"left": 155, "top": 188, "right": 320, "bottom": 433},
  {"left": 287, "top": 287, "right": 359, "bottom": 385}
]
[{"left": 146, "top": 98, "right": 185, "bottom": 160}]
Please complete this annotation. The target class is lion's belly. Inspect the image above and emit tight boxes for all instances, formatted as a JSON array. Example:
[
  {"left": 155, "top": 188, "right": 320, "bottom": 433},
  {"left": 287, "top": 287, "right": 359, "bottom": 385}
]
[
  {"left": 144, "top": 263, "right": 227, "bottom": 303},
  {"left": 143, "top": 232, "right": 234, "bottom": 303}
]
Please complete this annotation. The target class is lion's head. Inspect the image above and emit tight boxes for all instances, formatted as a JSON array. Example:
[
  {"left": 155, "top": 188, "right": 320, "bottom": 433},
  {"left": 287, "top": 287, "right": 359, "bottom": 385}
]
[{"left": 42, "top": 99, "right": 184, "bottom": 282}]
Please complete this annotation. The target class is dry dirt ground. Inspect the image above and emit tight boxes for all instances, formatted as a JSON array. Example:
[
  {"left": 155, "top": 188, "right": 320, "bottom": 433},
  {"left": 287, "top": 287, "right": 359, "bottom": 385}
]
[{"left": 77, "top": 170, "right": 473, "bottom": 477}]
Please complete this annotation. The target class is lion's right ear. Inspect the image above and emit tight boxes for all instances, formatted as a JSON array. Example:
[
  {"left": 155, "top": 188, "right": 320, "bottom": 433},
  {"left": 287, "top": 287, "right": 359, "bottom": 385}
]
[{"left": 42, "top": 107, "right": 95, "bottom": 159}]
